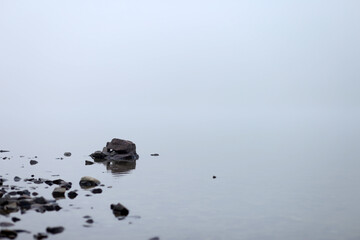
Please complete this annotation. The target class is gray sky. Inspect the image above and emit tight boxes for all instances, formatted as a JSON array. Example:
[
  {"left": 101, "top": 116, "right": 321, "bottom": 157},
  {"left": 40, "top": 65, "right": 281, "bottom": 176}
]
[{"left": 0, "top": 0, "right": 360, "bottom": 151}]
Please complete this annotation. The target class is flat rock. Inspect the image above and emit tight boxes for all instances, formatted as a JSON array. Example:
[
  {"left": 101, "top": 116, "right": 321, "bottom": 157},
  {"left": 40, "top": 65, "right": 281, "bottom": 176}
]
[{"left": 30, "top": 160, "right": 38, "bottom": 165}]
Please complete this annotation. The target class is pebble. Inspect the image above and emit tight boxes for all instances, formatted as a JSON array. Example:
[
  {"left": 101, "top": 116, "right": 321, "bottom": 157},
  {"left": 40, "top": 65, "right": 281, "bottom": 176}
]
[
  {"left": 46, "top": 226, "right": 64, "bottom": 234},
  {"left": 91, "top": 188, "right": 102, "bottom": 194},
  {"left": 30, "top": 160, "right": 38, "bottom": 165},
  {"left": 64, "top": 152, "right": 71, "bottom": 157}
]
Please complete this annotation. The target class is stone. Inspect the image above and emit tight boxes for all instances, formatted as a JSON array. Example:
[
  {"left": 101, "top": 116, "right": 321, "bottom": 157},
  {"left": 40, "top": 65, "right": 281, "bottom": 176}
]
[
  {"left": 90, "top": 138, "right": 139, "bottom": 161},
  {"left": 30, "top": 160, "right": 38, "bottom": 165},
  {"left": 46, "top": 226, "right": 64, "bottom": 234},
  {"left": 79, "top": 176, "right": 100, "bottom": 189},
  {"left": 86, "top": 219, "right": 94, "bottom": 224},
  {"left": 67, "top": 191, "right": 78, "bottom": 199},
  {"left": 34, "top": 233, "right": 48, "bottom": 240},
  {"left": 64, "top": 152, "right": 71, "bottom": 157},
  {"left": 110, "top": 203, "right": 129, "bottom": 217},
  {"left": 85, "top": 160, "right": 94, "bottom": 165},
  {"left": 91, "top": 188, "right": 102, "bottom": 194},
  {"left": 150, "top": 153, "right": 159, "bottom": 156},
  {"left": 14, "top": 176, "right": 21, "bottom": 182},
  {"left": 11, "top": 217, "right": 21, "bottom": 222},
  {"left": 0, "top": 229, "right": 17, "bottom": 239},
  {"left": 52, "top": 187, "right": 66, "bottom": 198}
]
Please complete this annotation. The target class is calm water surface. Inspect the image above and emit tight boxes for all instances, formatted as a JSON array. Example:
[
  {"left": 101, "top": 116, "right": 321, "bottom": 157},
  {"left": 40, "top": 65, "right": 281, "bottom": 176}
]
[{"left": 1, "top": 111, "right": 360, "bottom": 240}]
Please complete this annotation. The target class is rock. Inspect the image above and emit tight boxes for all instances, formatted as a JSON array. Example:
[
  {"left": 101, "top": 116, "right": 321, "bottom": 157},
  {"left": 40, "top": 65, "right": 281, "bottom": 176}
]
[
  {"left": 91, "top": 188, "right": 102, "bottom": 194},
  {"left": 213, "top": 176, "right": 216, "bottom": 179},
  {"left": 149, "top": 237, "right": 160, "bottom": 240},
  {"left": 90, "top": 138, "right": 139, "bottom": 161},
  {"left": 64, "top": 152, "right": 71, "bottom": 157},
  {"left": 67, "top": 191, "right": 78, "bottom": 199},
  {"left": 0, "top": 150, "right": 9, "bottom": 153},
  {"left": 79, "top": 176, "right": 100, "bottom": 189},
  {"left": 52, "top": 187, "right": 66, "bottom": 198},
  {"left": 14, "top": 176, "right": 21, "bottom": 182},
  {"left": 150, "top": 153, "right": 159, "bottom": 156},
  {"left": 30, "top": 160, "right": 38, "bottom": 165},
  {"left": 110, "top": 203, "right": 129, "bottom": 217},
  {"left": 0, "top": 229, "right": 17, "bottom": 239},
  {"left": 85, "top": 160, "right": 94, "bottom": 165},
  {"left": 11, "top": 217, "right": 21, "bottom": 223},
  {"left": 86, "top": 219, "right": 94, "bottom": 224},
  {"left": 33, "top": 233, "right": 48, "bottom": 240},
  {"left": 46, "top": 226, "right": 64, "bottom": 234}
]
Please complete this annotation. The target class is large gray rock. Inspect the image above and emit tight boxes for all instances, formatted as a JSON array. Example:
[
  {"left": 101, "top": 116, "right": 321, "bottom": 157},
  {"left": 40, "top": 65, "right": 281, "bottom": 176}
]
[{"left": 90, "top": 138, "right": 139, "bottom": 161}]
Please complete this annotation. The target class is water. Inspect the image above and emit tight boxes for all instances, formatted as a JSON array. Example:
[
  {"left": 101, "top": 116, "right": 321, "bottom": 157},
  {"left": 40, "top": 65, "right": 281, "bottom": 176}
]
[
  {"left": 1, "top": 1, "right": 360, "bottom": 239},
  {"left": 1, "top": 109, "right": 360, "bottom": 239}
]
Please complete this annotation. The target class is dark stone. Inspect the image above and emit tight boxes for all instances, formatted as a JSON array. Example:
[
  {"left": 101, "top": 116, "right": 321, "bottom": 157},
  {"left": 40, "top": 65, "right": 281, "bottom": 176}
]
[
  {"left": 213, "top": 176, "right": 216, "bottom": 179},
  {"left": 0, "top": 150, "right": 10, "bottom": 153},
  {"left": 30, "top": 160, "right": 38, "bottom": 165},
  {"left": 34, "top": 233, "right": 48, "bottom": 240},
  {"left": 32, "top": 192, "right": 39, "bottom": 196},
  {"left": 14, "top": 176, "right": 21, "bottom": 182},
  {"left": 91, "top": 188, "right": 102, "bottom": 194},
  {"left": 85, "top": 160, "right": 94, "bottom": 165},
  {"left": 46, "top": 226, "right": 64, "bottom": 234},
  {"left": 67, "top": 191, "right": 78, "bottom": 199},
  {"left": 90, "top": 138, "right": 139, "bottom": 161},
  {"left": 33, "top": 197, "right": 47, "bottom": 204},
  {"left": 110, "top": 203, "right": 129, "bottom": 217},
  {"left": 52, "top": 187, "right": 66, "bottom": 198},
  {"left": 12, "top": 217, "right": 21, "bottom": 223},
  {"left": 86, "top": 219, "right": 94, "bottom": 224},
  {"left": 64, "top": 152, "right": 71, "bottom": 157},
  {"left": 0, "top": 229, "right": 17, "bottom": 239},
  {"left": 150, "top": 153, "right": 159, "bottom": 156},
  {"left": 149, "top": 237, "right": 160, "bottom": 240},
  {"left": 18, "top": 200, "right": 32, "bottom": 210}
]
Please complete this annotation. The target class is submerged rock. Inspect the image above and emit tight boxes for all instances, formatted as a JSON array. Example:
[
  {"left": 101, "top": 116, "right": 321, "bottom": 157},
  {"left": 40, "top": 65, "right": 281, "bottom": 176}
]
[
  {"left": 67, "top": 191, "right": 78, "bottom": 199},
  {"left": 90, "top": 138, "right": 139, "bottom": 161},
  {"left": 33, "top": 232, "right": 48, "bottom": 240},
  {"left": 79, "top": 176, "right": 100, "bottom": 189}
]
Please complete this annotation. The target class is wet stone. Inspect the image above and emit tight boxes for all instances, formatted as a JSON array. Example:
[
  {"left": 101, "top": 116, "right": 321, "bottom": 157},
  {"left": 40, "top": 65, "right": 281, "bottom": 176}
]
[
  {"left": 30, "top": 160, "right": 38, "bottom": 165},
  {"left": 11, "top": 217, "right": 21, "bottom": 222},
  {"left": 46, "top": 226, "right": 64, "bottom": 234},
  {"left": 111, "top": 203, "right": 129, "bottom": 217},
  {"left": 13, "top": 176, "right": 21, "bottom": 182},
  {"left": 67, "top": 191, "right": 78, "bottom": 199},
  {"left": 91, "top": 188, "right": 102, "bottom": 194},
  {"left": 0, "top": 229, "right": 17, "bottom": 239},
  {"left": 150, "top": 153, "right": 159, "bottom": 156},
  {"left": 52, "top": 187, "right": 66, "bottom": 198},
  {"left": 86, "top": 219, "right": 94, "bottom": 224},
  {"left": 79, "top": 176, "right": 100, "bottom": 189},
  {"left": 85, "top": 160, "right": 94, "bottom": 165},
  {"left": 34, "top": 232, "right": 48, "bottom": 240},
  {"left": 64, "top": 152, "right": 71, "bottom": 157}
]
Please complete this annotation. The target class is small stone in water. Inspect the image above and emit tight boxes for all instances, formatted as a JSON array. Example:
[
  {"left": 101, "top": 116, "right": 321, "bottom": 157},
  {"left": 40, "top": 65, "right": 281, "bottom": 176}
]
[
  {"left": 67, "top": 191, "right": 78, "bottom": 199},
  {"left": 11, "top": 217, "right": 21, "bottom": 223},
  {"left": 14, "top": 176, "right": 21, "bottom": 182},
  {"left": 46, "top": 226, "right": 64, "bottom": 234},
  {"left": 64, "top": 152, "right": 71, "bottom": 157},
  {"left": 33, "top": 232, "right": 48, "bottom": 240},
  {"left": 91, "top": 188, "right": 102, "bottom": 194},
  {"left": 85, "top": 160, "right": 94, "bottom": 165},
  {"left": 30, "top": 160, "right": 38, "bottom": 165}
]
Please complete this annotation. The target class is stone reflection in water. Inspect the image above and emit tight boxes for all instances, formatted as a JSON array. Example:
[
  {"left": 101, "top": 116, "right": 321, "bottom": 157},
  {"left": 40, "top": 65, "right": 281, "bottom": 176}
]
[{"left": 95, "top": 160, "right": 136, "bottom": 175}]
